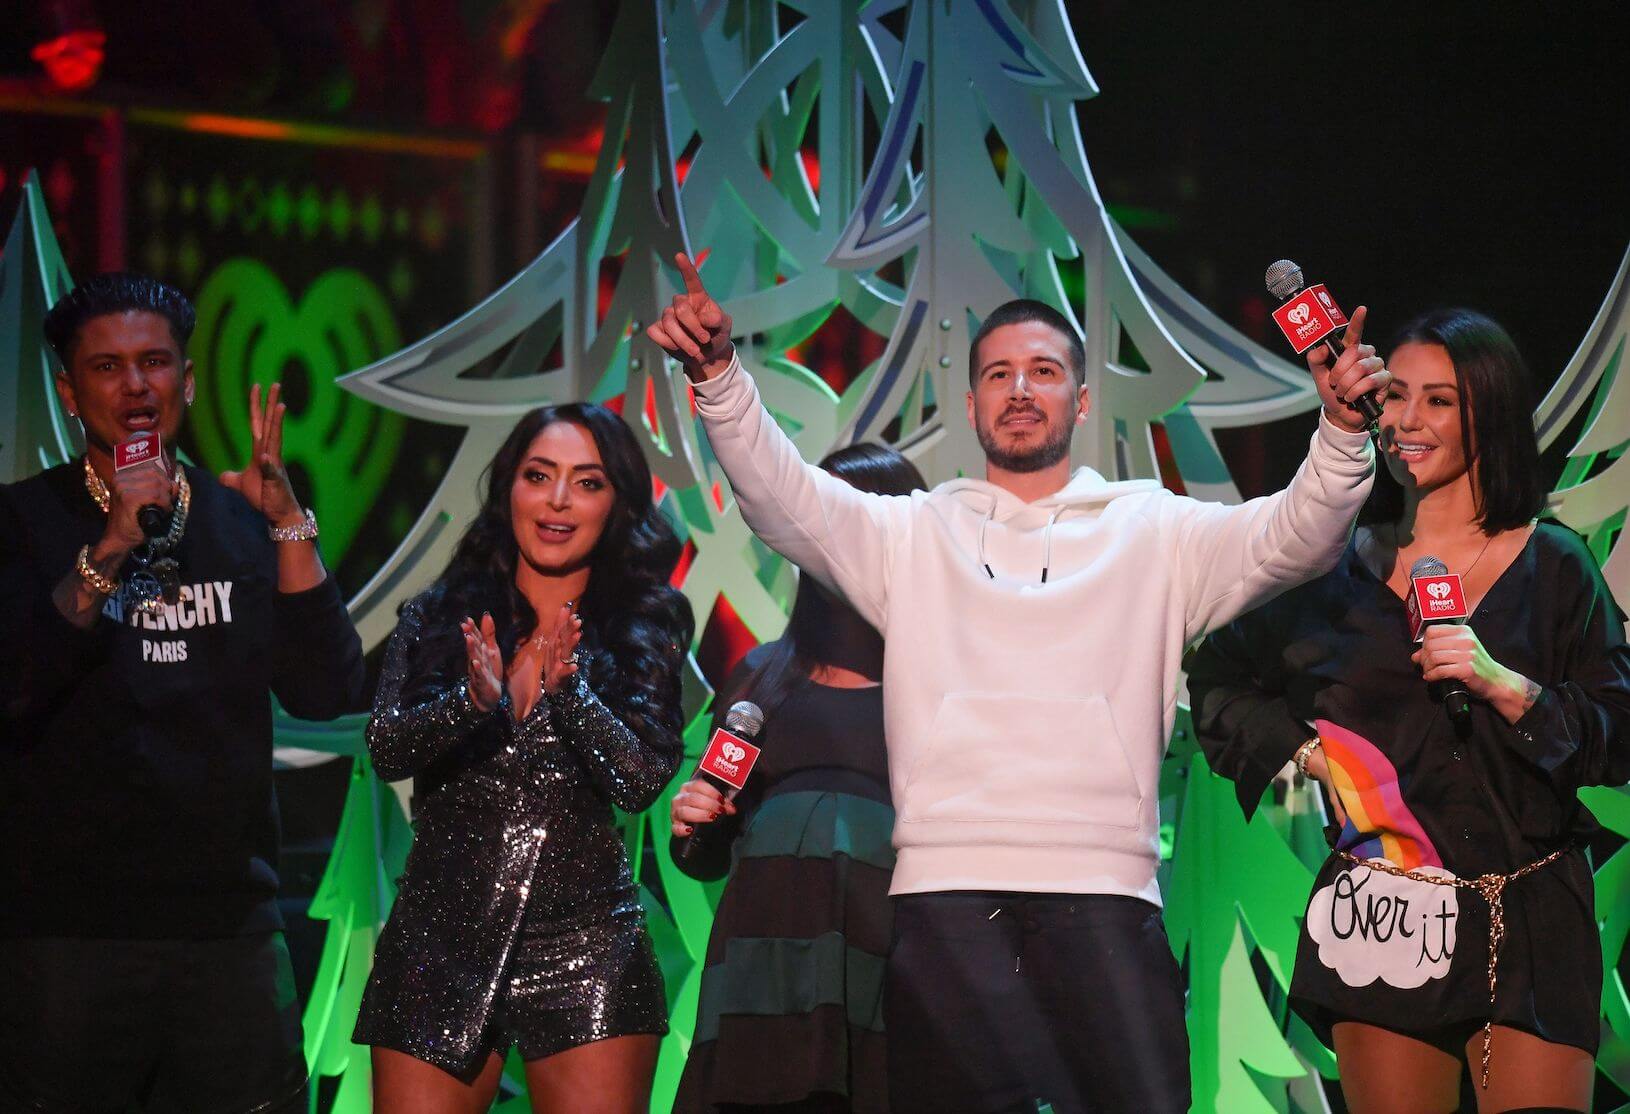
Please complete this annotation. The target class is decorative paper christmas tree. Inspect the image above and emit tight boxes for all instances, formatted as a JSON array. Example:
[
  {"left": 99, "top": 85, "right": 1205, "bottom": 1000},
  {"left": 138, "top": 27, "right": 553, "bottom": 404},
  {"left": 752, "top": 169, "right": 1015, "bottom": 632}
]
[
  {"left": 1536, "top": 244, "right": 1630, "bottom": 600},
  {"left": 0, "top": 172, "right": 82, "bottom": 482}
]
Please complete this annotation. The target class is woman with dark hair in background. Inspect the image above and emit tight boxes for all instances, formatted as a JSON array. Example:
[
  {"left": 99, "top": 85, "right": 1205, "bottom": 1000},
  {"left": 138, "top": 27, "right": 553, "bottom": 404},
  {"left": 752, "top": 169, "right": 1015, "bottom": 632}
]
[
  {"left": 1186, "top": 308, "right": 1630, "bottom": 1113},
  {"left": 670, "top": 443, "right": 926, "bottom": 1114},
  {"left": 354, "top": 403, "right": 693, "bottom": 1113}
]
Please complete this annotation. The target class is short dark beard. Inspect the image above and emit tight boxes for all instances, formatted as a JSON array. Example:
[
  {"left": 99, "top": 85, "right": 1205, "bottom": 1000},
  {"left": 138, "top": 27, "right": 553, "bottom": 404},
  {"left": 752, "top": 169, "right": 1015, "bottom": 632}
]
[{"left": 976, "top": 418, "right": 1072, "bottom": 473}]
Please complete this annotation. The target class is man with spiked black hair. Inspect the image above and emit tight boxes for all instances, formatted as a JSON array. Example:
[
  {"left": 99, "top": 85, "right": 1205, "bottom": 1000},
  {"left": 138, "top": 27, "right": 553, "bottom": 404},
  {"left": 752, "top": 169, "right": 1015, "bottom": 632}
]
[{"left": 0, "top": 272, "right": 364, "bottom": 1111}]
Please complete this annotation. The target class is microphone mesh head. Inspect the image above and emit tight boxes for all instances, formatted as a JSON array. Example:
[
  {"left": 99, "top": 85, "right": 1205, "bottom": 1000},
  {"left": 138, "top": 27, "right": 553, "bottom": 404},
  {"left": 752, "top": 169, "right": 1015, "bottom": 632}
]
[
  {"left": 725, "top": 700, "right": 765, "bottom": 737},
  {"left": 1410, "top": 555, "right": 1449, "bottom": 578},
  {"left": 1265, "top": 259, "right": 1305, "bottom": 301}
]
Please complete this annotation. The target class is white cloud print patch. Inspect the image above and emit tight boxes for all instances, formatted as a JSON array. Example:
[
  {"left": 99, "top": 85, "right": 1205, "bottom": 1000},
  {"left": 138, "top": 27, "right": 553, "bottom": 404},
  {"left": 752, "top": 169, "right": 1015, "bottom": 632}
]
[{"left": 1307, "top": 859, "right": 1458, "bottom": 989}]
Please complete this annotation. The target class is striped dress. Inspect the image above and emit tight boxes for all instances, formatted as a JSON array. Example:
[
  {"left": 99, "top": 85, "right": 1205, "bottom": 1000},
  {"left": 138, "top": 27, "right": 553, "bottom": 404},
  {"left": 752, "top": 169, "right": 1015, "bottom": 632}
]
[{"left": 673, "top": 670, "right": 893, "bottom": 1113}]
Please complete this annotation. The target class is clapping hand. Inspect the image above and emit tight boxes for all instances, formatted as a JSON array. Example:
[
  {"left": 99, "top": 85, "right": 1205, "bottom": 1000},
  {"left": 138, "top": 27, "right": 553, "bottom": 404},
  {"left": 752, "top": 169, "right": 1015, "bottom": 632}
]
[
  {"left": 462, "top": 613, "right": 504, "bottom": 712},
  {"left": 507, "top": 603, "right": 583, "bottom": 718}
]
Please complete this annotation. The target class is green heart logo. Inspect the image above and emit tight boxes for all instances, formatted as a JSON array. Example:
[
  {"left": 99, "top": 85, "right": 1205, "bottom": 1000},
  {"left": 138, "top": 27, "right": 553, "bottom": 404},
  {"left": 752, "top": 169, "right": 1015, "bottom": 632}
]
[{"left": 189, "top": 259, "right": 405, "bottom": 563}]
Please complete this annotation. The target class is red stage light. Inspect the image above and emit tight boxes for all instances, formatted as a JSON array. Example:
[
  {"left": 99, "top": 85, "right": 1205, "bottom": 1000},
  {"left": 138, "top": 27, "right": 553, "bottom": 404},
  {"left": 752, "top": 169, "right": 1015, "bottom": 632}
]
[{"left": 31, "top": 29, "right": 105, "bottom": 92}]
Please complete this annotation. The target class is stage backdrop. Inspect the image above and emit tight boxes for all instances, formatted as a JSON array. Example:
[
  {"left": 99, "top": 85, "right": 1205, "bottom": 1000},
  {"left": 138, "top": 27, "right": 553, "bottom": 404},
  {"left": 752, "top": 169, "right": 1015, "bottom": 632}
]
[{"left": 2, "top": 1, "right": 1627, "bottom": 1111}]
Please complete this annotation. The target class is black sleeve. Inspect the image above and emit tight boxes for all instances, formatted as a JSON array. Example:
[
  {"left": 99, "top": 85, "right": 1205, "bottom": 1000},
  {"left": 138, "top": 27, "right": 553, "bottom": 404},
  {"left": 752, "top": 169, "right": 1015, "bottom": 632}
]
[
  {"left": 270, "top": 572, "right": 366, "bottom": 720},
  {"left": 365, "top": 598, "right": 512, "bottom": 782},
  {"left": 1184, "top": 614, "right": 1313, "bottom": 819},
  {"left": 0, "top": 487, "right": 113, "bottom": 730},
  {"left": 1502, "top": 539, "right": 1630, "bottom": 788}
]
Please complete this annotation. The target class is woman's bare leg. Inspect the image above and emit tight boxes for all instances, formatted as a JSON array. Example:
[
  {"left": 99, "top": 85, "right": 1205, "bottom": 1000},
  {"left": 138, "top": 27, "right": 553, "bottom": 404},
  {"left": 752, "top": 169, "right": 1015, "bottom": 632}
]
[
  {"left": 524, "top": 1034, "right": 661, "bottom": 1114},
  {"left": 1332, "top": 1021, "right": 1462, "bottom": 1114},
  {"left": 1467, "top": 1025, "right": 1593, "bottom": 1113},
  {"left": 372, "top": 1046, "right": 505, "bottom": 1114}
]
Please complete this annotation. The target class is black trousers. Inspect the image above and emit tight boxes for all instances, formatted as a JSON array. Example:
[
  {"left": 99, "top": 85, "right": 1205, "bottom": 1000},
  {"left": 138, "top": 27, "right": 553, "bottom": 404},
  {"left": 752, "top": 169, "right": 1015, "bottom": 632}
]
[
  {"left": 0, "top": 933, "right": 308, "bottom": 1114},
  {"left": 884, "top": 892, "right": 1190, "bottom": 1114}
]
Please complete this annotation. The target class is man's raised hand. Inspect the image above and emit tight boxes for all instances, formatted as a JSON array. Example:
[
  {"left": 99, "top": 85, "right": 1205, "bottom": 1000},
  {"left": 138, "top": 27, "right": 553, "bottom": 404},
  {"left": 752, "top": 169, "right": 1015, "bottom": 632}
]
[{"left": 646, "top": 252, "right": 734, "bottom": 382}]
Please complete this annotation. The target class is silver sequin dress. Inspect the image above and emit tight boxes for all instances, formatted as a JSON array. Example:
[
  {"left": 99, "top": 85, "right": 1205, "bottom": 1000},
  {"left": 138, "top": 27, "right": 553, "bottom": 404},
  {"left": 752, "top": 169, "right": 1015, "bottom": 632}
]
[{"left": 353, "top": 596, "right": 679, "bottom": 1078}]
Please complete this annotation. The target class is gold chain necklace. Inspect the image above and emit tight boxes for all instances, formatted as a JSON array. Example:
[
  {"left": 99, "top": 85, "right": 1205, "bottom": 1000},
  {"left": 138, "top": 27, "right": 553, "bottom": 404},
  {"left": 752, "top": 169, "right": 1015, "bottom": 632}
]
[{"left": 82, "top": 456, "right": 192, "bottom": 613}]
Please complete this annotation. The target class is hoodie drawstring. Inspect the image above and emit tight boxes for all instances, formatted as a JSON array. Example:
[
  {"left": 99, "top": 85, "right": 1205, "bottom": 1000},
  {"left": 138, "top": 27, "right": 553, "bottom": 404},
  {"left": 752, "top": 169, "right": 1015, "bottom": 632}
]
[
  {"left": 978, "top": 499, "right": 1063, "bottom": 585},
  {"left": 978, "top": 498, "right": 996, "bottom": 580},
  {"left": 1041, "top": 505, "right": 1062, "bottom": 584}
]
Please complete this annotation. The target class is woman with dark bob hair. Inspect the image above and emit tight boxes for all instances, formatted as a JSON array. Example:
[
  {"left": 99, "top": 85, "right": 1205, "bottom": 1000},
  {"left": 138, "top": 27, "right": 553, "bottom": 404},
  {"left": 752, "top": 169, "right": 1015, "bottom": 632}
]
[
  {"left": 1187, "top": 308, "right": 1630, "bottom": 1113},
  {"left": 668, "top": 443, "right": 927, "bottom": 1114},
  {"left": 354, "top": 403, "right": 693, "bottom": 1112}
]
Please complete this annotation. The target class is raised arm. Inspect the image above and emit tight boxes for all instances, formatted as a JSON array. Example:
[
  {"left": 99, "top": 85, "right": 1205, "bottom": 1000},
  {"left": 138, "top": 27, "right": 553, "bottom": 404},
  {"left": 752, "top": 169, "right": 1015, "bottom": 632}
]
[
  {"left": 270, "top": 572, "right": 365, "bottom": 720},
  {"left": 1172, "top": 307, "right": 1387, "bottom": 641},
  {"left": 366, "top": 598, "right": 510, "bottom": 782},
  {"left": 647, "top": 252, "right": 907, "bottom": 626}
]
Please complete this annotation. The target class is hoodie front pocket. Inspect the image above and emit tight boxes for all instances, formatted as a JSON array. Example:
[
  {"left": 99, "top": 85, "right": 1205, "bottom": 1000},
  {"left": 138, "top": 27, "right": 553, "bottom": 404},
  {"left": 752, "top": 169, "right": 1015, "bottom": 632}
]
[{"left": 898, "top": 692, "right": 1143, "bottom": 830}]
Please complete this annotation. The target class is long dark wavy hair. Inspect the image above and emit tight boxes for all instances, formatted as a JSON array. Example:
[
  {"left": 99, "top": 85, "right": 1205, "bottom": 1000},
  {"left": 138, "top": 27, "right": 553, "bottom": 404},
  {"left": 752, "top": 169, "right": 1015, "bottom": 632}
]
[
  {"left": 406, "top": 403, "right": 693, "bottom": 727},
  {"left": 725, "top": 443, "right": 926, "bottom": 721},
  {"left": 1361, "top": 308, "right": 1547, "bottom": 534}
]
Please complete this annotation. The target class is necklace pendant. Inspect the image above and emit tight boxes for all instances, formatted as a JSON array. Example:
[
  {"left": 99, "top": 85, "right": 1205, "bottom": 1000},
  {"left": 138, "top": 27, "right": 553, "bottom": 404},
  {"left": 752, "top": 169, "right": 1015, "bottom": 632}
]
[
  {"left": 127, "top": 568, "right": 166, "bottom": 615},
  {"left": 151, "top": 557, "right": 182, "bottom": 604}
]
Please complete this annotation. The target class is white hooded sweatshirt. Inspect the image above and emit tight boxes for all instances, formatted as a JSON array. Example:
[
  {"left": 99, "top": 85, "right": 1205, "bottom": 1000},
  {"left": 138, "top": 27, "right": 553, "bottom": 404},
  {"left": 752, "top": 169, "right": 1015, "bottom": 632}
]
[{"left": 693, "top": 355, "right": 1374, "bottom": 905}]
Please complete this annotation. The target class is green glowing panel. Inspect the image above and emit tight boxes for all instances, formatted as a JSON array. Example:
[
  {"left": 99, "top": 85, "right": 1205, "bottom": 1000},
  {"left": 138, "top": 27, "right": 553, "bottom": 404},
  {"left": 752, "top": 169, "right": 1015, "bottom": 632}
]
[{"left": 188, "top": 260, "right": 406, "bottom": 564}]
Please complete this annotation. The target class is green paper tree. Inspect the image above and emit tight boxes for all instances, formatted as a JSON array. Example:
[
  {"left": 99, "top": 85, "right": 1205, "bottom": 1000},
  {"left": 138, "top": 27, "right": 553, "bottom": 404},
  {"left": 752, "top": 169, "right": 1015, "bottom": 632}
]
[
  {"left": 0, "top": 171, "right": 82, "bottom": 482},
  {"left": 302, "top": 750, "right": 415, "bottom": 1113}
]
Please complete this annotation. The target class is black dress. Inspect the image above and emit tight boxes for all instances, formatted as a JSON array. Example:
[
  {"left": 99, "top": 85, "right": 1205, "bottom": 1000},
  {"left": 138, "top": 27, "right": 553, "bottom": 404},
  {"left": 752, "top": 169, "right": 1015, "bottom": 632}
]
[
  {"left": 353, "top": 593, "right": 681, "bottom": 1079},
  {"left": 1185, "top": 524, "right": 1630, "bottom": 1053},
  {"left": 672, "top": 649, "right": 894, "bottom": 1113}
]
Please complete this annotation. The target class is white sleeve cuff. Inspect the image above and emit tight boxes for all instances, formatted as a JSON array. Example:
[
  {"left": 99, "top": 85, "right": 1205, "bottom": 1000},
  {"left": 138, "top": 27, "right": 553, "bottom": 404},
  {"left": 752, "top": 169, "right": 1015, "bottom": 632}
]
[
  {"left": 1314, "top": 409, "right": 1375, "bottom": 458},
  {"left": 689, "top": 351, "right": 744, "bottom": 407}
]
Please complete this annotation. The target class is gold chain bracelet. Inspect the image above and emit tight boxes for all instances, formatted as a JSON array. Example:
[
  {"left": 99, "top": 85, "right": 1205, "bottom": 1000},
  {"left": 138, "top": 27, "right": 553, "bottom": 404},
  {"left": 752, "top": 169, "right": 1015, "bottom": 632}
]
[
  {"left": 75, "top": 545, "right": 120, "bottom": 597},
  {"left": 1292, "top": 736, "right": 1321, "bottom": 776}
]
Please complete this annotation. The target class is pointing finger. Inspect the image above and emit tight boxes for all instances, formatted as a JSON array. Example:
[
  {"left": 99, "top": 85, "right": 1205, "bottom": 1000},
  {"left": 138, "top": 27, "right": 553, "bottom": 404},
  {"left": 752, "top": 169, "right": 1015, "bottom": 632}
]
[
  {"left": 1342, "top": 305, "right": 1368, "bottom": 352},
  {"left": 675, "top": 252, "right": 707, "bottom": 296},
  {"left": 249, "top": 383, "right": 264, "bottom": 454},
  {"left": 266, "top": 383, "right": 285, "bottom": 464}
]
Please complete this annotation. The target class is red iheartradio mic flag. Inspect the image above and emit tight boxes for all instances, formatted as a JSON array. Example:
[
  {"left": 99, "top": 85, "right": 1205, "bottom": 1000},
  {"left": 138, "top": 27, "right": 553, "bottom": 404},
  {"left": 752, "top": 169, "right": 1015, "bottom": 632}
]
[
  {"left": 697, "top": 727, "right": 761, "bottom": 791},
  {"left": 114, "top": 431, "right": 162, "bottom": 471},
  {"left": 1406, "top": 573, "right": 1470, "bottom": 641},
  {"left": 1270, "top": 284, "right": 1349, "bottom": 354}
]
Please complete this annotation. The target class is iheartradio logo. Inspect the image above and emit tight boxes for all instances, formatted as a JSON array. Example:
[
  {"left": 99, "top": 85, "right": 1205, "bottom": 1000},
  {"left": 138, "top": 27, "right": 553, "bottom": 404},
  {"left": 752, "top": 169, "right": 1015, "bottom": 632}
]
[
  {"left": 1407, "top": 572, "right": 1469, "bottom": 639},
  {"left": 699, "top": 727, "right": 760, "bottom": 791},
  {"left": 114, "top": 431, "right": 161, "bottom": 471},
  {"left": 1287, "top": 304, "right": 1313, "bottom": 326}
]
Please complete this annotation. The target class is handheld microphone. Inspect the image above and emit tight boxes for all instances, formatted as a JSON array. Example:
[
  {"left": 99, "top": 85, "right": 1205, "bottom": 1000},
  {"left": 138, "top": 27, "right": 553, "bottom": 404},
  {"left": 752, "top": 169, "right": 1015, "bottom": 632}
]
[
  {"left": 113, "top": 431, "right": 172, "bottom": 538},
  {"left": 1265, "top": 259, "right": 1383, "bottom": 427},
  {"left": 1406, "top": 555, "right": 1472, "bottom": 725},
  {"left": 678, "top": 700, "right": 766, "bottom": 864}
]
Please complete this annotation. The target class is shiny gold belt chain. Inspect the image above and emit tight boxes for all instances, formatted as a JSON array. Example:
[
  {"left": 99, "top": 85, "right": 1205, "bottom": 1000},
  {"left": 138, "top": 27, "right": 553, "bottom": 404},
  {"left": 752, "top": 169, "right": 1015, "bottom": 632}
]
[{"left": 1334, "top": 845, "right": 1569, "bottom": 1089}]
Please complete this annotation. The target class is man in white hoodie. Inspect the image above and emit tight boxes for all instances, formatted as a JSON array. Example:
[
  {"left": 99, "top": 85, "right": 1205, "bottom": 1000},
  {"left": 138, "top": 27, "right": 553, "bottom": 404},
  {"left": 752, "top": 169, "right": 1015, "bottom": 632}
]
[{"left": 651, "top": 253, "right": 1387, "bottom": 1112}]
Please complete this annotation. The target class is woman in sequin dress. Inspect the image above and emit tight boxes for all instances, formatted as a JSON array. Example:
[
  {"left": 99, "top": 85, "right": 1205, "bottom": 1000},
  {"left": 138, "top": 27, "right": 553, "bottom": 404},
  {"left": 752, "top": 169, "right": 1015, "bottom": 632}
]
[
  {"left": 1186, "top": 309, "right": 1630, "bottom": 1113},
  {"left": 354, "top": 403, "right": 693, "bottom": 1112}
]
